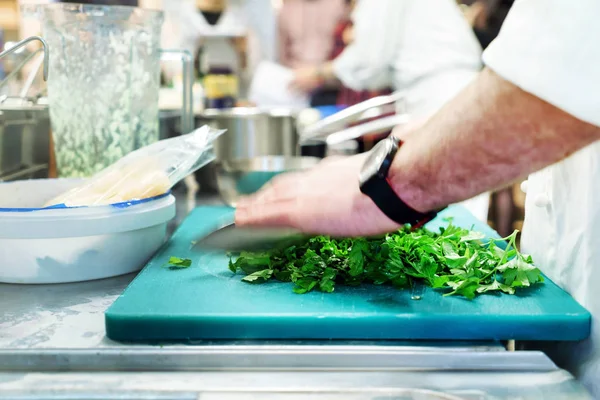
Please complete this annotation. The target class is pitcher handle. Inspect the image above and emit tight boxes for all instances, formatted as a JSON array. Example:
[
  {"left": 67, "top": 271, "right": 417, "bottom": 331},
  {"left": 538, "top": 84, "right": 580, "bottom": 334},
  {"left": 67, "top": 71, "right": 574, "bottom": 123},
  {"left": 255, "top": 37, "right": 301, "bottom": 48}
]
[{"left": 159, "top": 49, "right": 194, "bottom": 135}]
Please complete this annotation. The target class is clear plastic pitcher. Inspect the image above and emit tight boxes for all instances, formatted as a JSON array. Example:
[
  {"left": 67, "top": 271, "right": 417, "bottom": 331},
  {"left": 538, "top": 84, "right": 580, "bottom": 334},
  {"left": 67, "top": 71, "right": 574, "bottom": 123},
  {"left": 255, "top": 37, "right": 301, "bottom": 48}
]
[{"left": 25, "top": 3, "right": 192, "bottom": 178}]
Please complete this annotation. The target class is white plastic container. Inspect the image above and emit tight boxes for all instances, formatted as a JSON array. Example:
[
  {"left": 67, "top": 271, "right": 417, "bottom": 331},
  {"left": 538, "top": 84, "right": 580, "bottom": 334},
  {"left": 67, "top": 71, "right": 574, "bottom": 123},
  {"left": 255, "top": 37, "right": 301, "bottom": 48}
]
[{"left": 0, "top": 179, "right": 176, "bottom": 284}]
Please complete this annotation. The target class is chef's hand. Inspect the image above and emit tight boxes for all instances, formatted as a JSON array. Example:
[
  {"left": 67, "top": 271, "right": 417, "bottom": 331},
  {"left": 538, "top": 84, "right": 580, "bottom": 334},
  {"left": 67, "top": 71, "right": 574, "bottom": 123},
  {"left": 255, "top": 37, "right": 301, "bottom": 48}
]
[
  {"left": 289, "top": 66, "right": 324, "bottom": 93},
  {"left": 235, "top": 154, "right": 401, "bottom": 237}
]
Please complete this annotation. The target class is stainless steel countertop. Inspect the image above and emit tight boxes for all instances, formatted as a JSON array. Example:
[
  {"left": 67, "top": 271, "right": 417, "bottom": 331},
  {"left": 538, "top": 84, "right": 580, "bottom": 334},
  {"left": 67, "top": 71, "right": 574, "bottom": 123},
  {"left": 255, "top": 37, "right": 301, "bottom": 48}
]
[
  {"left": 0, "top": 188, "right": 592, "bottom": 399},
  {"left": 0, "top": 189, "right": 222, "bottom": 351}
]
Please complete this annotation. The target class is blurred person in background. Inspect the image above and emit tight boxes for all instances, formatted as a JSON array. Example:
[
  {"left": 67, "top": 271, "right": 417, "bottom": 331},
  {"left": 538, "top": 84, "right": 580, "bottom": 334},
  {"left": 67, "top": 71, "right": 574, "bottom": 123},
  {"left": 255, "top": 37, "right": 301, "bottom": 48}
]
[
  {"left": 289, "top": 0, "right": 483, "bottom": 120},
  {"left": 278, "top": 0, "right": 350, "bottom": 106},
  {"left": 461, "top": 0, "right": 514, "bottom": 50},
  {"left": 327, "top": 0, "right": 393, "bottom": 151},
  {"left": 329, "top": 0, "right": 392, "bottom": 108}
]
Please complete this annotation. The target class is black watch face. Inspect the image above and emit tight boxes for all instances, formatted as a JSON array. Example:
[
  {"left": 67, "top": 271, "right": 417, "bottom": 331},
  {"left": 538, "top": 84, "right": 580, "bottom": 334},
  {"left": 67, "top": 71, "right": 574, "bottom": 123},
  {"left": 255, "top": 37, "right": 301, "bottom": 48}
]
[{"left": 359, "top": 138, "right": 393, "bottom": 184}]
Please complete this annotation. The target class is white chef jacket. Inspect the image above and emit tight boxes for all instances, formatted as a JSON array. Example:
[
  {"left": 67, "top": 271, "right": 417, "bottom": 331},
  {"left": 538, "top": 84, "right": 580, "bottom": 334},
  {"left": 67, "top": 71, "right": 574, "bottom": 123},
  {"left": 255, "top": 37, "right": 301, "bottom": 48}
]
[
  {"left": 332, "top": 0, "right": 483, "bottom": 118},
  {"left": 483, "top": 0, "right": 600, "bottom": 398}
]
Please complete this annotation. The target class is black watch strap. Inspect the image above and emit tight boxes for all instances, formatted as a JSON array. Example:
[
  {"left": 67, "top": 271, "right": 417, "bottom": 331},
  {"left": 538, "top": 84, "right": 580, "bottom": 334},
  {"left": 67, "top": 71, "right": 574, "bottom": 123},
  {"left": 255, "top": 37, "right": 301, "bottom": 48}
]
[
  {"left": 359, "top": 136, "right": 438, "bottom": 227},
  {"left": 361, "top": 177, "right": 437, "bottom": 227}
]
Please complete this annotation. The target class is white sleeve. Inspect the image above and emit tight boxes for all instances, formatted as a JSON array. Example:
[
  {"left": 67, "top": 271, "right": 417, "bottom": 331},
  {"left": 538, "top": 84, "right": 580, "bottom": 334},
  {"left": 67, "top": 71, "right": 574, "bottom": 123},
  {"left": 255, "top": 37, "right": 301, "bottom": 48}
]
[
  {"left": 483, "top": 0, "right": 600, "bottom": 127},
  {"left": 332, "top": 0, "right": 404, "bottom": 91}
]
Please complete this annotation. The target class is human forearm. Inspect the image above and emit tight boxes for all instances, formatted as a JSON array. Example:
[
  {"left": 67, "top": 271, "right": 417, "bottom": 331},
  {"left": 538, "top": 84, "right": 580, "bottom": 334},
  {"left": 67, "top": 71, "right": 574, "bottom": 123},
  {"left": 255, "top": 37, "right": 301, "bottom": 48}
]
[{"left": 389, "top": 68, "right": 600, "bottom": 213}]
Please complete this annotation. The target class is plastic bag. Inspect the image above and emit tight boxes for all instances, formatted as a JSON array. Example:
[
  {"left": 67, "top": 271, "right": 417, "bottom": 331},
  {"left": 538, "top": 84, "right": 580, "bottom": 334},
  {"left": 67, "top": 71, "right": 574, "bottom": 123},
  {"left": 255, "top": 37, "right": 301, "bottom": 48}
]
[{"left": 43, "top": 125, "right": 225, "bottom": 207}]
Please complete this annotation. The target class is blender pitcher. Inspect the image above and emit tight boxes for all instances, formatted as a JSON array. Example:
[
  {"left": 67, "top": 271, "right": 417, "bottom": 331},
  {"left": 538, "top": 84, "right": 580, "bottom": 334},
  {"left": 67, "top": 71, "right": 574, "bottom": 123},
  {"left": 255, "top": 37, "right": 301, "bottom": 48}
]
[{"left": 25, "top": 3, "right": 193, "bottom": 178}]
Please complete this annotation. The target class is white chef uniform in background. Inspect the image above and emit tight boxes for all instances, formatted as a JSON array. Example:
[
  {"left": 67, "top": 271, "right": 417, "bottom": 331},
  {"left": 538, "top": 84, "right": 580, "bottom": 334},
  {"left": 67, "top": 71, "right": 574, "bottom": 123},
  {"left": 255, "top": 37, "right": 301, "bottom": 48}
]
[
  {"left": 332, "top": 0, "right": 483, "bottom": 119},
  {"left": 483, "top": 0, "right": 600, "bottom": 397}
]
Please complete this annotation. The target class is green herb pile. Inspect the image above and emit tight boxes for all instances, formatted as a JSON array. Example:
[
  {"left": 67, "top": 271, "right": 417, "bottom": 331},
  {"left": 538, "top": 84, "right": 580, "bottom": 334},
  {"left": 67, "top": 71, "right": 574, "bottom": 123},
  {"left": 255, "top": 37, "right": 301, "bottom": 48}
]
[{"left": 228, "top": 223, "right": 544, "bottom": 299}]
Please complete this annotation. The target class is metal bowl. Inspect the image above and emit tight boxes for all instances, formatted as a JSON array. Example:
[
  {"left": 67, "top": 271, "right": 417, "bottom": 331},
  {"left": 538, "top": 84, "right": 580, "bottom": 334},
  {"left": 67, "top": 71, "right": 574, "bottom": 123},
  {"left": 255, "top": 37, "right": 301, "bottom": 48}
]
[{"left": 215, "top": 156, "right": 321, "bottom": 207}]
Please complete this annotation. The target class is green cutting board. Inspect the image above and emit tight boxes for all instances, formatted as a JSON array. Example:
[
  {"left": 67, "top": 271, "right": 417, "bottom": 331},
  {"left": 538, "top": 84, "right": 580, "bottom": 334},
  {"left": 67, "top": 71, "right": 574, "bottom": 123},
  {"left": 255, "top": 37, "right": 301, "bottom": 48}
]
[{"left": 105, "top": 205, "right": 591, "bottom": 342}]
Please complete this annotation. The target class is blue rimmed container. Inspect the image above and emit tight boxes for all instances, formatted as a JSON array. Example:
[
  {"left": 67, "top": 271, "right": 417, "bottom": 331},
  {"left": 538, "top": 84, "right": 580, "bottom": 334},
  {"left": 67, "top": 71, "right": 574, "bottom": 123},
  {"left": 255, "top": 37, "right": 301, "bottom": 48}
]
[{"left": 0, "top": 179, "right": 176, "bottom": 284}]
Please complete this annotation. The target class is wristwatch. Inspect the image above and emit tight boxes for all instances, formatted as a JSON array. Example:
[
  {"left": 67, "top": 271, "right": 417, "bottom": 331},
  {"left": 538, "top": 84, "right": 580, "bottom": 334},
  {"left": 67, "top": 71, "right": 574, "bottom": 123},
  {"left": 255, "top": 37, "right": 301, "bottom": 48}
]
[{"left": 358, "top": 135, "right": 439, "bottom": 227}]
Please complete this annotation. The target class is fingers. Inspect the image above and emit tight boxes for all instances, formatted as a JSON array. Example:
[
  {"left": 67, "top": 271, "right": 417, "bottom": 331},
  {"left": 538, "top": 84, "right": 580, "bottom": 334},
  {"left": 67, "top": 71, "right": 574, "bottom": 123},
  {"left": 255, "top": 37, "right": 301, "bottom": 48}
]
[
  {"left": 235, "top": 172, "right": 303, "bottom": 228},
  {"left": 237, "top": 172, "right": 301, "bottom": 206},
  {"left": 235, "top": 197, "right": 297, "bottom": 228}
]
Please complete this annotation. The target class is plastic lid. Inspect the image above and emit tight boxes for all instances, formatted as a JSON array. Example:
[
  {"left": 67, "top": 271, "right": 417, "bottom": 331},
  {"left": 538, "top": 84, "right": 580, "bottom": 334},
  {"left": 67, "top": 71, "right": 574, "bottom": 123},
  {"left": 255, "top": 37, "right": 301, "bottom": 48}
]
[{"left": 0, "top": 194, "right": 176, "bottom": 239}]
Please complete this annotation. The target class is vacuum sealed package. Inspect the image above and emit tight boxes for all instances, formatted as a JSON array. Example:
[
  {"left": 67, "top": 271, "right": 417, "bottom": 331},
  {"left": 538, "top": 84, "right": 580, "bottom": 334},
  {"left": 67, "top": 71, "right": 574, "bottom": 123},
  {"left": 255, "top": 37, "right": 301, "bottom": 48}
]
[{"left": 43, "top": 125, "right": 225, "bottom": 207}]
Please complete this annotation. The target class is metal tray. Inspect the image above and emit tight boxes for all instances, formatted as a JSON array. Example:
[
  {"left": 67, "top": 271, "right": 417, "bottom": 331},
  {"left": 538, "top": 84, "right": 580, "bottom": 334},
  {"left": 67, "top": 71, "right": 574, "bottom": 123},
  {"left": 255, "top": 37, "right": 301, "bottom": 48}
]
[{"left": 0, "top": 101, "right": 50, "bottom": 181}]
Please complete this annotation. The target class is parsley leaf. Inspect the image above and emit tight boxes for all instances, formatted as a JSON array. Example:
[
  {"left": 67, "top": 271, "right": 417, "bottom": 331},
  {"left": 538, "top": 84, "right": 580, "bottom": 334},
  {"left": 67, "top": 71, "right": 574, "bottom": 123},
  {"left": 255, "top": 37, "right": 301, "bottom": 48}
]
[
  {"left": 165, "top": 256, "right": 192, "bottom": 270},
  {"left": 242, "top": 269, "right": 273, "bottom": 283},
  {"left": 498, "top": 257, "right": 544, "bottom": 288},
  {"left": 477, "top": 279, "right": 515, "bottom": 295},
  {"left": 460, "top": 231, "right": 486, "bottom": 242}
]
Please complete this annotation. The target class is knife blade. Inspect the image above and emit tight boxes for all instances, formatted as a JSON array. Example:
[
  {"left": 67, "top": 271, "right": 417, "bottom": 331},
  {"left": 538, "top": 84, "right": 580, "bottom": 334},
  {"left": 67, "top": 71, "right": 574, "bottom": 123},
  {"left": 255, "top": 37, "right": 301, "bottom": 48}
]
[{"left": 193, "top": 222, "right": 310, "bottom": 252}]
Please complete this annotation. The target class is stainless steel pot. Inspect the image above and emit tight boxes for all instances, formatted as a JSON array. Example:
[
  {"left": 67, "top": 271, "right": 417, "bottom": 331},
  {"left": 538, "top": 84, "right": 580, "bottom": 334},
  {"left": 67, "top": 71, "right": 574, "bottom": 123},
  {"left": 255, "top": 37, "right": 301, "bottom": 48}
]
[
  {"left": 197, "top": 107, "right": 317, "bottom": 204},
  {"left": 201, "top": 107, "right": 301, "bottom": 160}
]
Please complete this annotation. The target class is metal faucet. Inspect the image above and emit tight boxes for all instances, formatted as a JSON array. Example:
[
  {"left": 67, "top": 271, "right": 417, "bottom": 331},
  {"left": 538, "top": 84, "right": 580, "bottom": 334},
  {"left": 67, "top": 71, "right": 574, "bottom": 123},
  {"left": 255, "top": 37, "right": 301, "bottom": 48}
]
[
  {"left": 0, "top": 36, "right": 49, "bottom": 81},
  {"left": 0, "top": 36, "right": 49, "bottom": 102}
]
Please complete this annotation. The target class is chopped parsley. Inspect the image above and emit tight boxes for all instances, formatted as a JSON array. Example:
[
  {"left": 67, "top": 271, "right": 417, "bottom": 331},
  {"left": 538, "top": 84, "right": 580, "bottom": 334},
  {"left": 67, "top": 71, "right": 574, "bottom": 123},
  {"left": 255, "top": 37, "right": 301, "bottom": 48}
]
[{"left": 228, "top": 223, "right": 543, "bottom": 299}]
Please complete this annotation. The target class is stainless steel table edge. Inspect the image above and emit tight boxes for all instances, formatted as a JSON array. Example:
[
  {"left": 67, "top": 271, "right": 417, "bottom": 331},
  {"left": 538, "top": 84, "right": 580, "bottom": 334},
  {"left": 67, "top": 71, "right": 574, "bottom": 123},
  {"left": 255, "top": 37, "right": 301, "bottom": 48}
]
[{"left": 0, "top": 347, "right": 554, "bottom": 373}]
